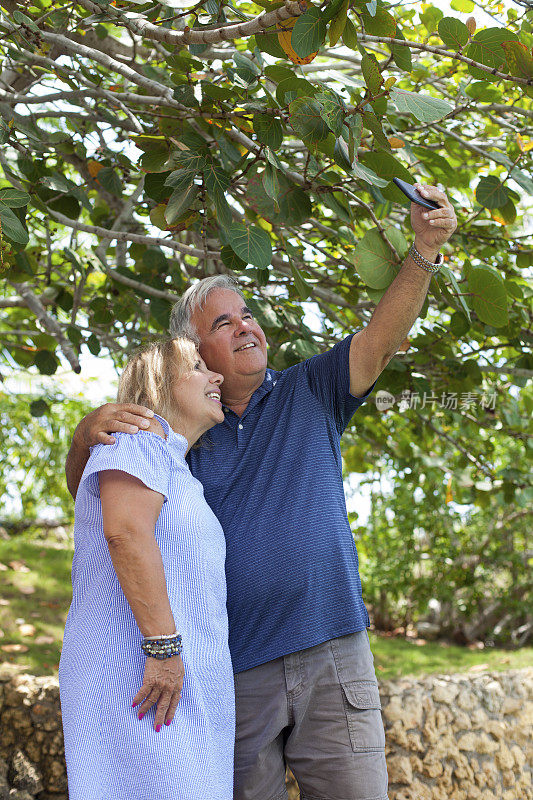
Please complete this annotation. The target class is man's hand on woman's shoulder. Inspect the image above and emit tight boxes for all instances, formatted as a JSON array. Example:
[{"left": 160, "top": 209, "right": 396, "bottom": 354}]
[
  {"left": 66, "top": 404, "right": 156, "bottom": 500},
  {"left": 74, "top": 403, "right": 155, "bottom": 448}
]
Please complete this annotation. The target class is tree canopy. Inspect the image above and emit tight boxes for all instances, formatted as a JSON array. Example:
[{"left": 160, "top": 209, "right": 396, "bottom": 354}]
[
  {"left": 0, "top": 0, "right": 531, "bottom": 644},
  {"left": 0, "top": 1, "right": 531, "bottom": 513}
]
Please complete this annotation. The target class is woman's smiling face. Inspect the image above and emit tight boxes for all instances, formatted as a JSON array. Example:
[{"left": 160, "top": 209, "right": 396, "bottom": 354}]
[{"left": 171, "top": 355, "right": 224, "bottom": 434}]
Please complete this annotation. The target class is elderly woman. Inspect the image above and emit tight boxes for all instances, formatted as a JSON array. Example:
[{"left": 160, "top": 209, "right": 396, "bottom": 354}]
[{"left": 59, "top": 337, "right": 233, "bottom": 800}]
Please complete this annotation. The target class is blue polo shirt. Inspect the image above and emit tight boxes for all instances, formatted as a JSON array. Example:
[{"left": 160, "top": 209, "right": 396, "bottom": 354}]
[{"left": 187, "top": 334, "right": 376, "bottom": 673}]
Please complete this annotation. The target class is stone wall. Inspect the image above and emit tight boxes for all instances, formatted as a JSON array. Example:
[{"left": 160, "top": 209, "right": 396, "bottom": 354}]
[{"left": 1, "top": 666, "right": 531, "bottom": 800}]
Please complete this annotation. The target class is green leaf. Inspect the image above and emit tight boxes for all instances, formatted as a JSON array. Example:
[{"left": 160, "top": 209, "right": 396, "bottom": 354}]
[
  {"left": 361, "top": 110, "right": 390, "bottom": 151},
  {"left": 220, "top": 244, "right": 248, "bottom": 271},
  {"left": 329, "top": 0, "right": 349, "bottom": 46},
  {"left": 494, "top": 198, "right": 517, "bottom": 225},
  {"left": 165, "top": 182, "right": 198, "bottom": 225},
  {"left": 290, "top": 261, "right": 312, "bottom": 300},
  {"left": 228, "top": 223, "right": 272, "bottom": 268},
  {"left": 335, "top": 140, "right": 389, "bottom": 186},
  {"left": 438, "top": 18, "right": 470, "bottom": 50},
  {"left": 276, "top": 77, "right": 316, "bottom": 106},
  {"left": 203, "top": 163, "right": 230, "bottom": 194},
  {"left": 345, "top": 113, "right": 363, "bottom": 163},
  {"left": 173, "top": 149, "right": 209, "bottom": 173},
  {"left": 253, "top": 30, "right": 285, "bottom": 59},
  {"left": 87, "top": 334, "right": 100, "bottom": 356},
  {"left": 466, "top": 28, "right": 519, "bottom": 80},
  {"left": 322, "top": 0, "right": 348, "bottom": 24},
  {"left": 359, "top": 152, "right": 412, "bottom": 199},
  {"left": 342, "top": 17, "right": 358, "bottom": 50},
  {"left": 390, "top": 89, "right": 452, "bottom": 123},
  {"left": 322, "top": 191, "right": 353, "bottom": 224},
  {"left": 96, "top": 167, "right": 122, "bottom": 196},
  {"left": 13, "top": 10, "right": 40, "bottom": 32},
  {"left": 172, "top": 85, "right": 198, "bottom": 109},
  {"left": 289, "top": 97, "right": 330, "bottom": 145},
  {"left": 253, "top": 113, "right": 283, "bottom": 150},
  {"left": 390, "top": 28, "right": 412, "bottom": 72},
  {"left": 29, "top": 399, "right": 49, "bottom": 418},
  {"left": 34, "top": 350, "right": 58, "bottom": 376},
  {"left": 278, "top": 186, "right": 312, "bottom": 225},
  {"left": 450, "top": 0, "right": 474, "bottom": 12},
  {"left": 212, "top": 186, "right": 233, "bottom": 230},
  {"left": 501, "top": 40, "right": 533, "bottom": 79},
  {"left": 291, "top": 7, "right": 327, "bottom": 58},
  {"left": 361, "top": 7, "right": 396, "bottom": 37},
  {"left": 262, "top": 163, "right": 280, "bottom": 201},
  {"left": 164, "top": 169, "right": 196, "bottom": 191},
  {"left": 516, "top": 251, "right": 532, "bottom": 268},
  {"left": 139, "top": 146, "right": 170, "bottom": 173},
  {"left": 233, "top": 51, "right": 261, "bottom": 83},
  {"left": 361, "top": 53, "right": 383, "bottom": 96},
  {"left": 467, "top": 267, "right": 508, "bottom": 327},
  {"left": 316, "top": 92, "right": 345, "bottom": 137},
  {"left": 149, "top": 204, "right": 168, "bottom": 229},
  {"left": 440, "top": 266, "right": 471, "bottom": 322},
  {"left": 0, "top": 202, "right": 28, "bottom": 245},
  {"left": 0, "top": 188, "right": 30, "bottom": 208},
  {"left": 144, "top": 171, "right": 172, "bottom": 203},
  {"left": 352, "top": 225, "right": 407, "bottom": 289},
  {"left": 475, "top": 176, "right": 508, "bottom": 209}
]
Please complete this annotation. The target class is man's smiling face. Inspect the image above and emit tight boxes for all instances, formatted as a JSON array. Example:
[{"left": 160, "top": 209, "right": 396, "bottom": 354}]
[{"left": 191, "top": 289, "right": 268, "bottom": 390}]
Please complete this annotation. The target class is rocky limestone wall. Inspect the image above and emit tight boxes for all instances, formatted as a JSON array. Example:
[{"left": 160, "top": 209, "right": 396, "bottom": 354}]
[{"left": 0, "top": 666, "right": 531, "bottom": 800}]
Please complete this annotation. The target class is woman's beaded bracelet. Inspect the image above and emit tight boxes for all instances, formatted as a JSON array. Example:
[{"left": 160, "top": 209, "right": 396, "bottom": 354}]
[{"left": 141, "top": 633, "right": 182, "bottom": 660}]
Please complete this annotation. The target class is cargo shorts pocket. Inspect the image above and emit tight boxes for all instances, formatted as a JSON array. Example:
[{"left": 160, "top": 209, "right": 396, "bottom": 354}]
[{"left": 340, "top": 680, "right": 385, "bottom": 753}]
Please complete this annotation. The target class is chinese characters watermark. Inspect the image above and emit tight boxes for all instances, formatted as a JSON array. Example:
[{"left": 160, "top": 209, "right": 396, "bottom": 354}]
[{"left": 374, "top": 389, "right": 497, "bottom": 413}]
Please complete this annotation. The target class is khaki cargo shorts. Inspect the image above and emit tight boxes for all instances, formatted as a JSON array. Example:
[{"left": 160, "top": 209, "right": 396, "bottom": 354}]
[{"left": 234, "top": 630, "right": 389, "bottom": 800}]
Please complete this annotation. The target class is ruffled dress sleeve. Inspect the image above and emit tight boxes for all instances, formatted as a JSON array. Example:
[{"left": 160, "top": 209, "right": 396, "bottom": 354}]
[{"left": 79, "top": 430, "right": 171, "bottom": 501}]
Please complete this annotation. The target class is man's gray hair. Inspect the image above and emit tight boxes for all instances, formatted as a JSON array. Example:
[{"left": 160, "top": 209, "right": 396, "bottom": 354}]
[{"left": 169, "top": 275, "right": 246, "bottom": 343}]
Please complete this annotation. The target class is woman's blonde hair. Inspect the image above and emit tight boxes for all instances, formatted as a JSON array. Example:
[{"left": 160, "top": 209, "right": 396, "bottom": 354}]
[{"left": 117, "top": 337, "right": 198, "bottom": 425}]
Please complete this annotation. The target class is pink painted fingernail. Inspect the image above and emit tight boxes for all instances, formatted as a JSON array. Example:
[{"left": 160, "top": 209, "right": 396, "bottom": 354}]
[
  {"left": 155, "top": 724, "right": 161, "bottom": 732},
  {"left": 165, "top": 720, "right": 172, "bottom": 726},
  {"left": 132, "top": 702, "right": 137, "bottom": 708},
  {"left": 138, "top": 713, "right": 144, "bottom": 720}
]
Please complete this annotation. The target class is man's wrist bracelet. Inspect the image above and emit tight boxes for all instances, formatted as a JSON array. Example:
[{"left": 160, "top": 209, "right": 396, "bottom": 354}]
[{"left": 409, "top": 242, "right": 443, "bottom": 274}]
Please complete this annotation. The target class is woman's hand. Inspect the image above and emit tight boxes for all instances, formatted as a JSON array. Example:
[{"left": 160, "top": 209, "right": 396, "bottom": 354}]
[{"left": 133, "top": 654, "right": 185, "bottom": 731}]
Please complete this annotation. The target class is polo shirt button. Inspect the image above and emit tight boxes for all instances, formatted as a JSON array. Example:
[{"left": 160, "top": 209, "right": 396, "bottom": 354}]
[{"left": 238, "top": 423, "right": 243, "bottom": 430}]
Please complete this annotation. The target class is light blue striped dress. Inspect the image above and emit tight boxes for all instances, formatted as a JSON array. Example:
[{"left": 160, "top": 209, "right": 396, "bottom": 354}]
[{"left": 59, "top": 414, "right": 234, "bottom": 800}]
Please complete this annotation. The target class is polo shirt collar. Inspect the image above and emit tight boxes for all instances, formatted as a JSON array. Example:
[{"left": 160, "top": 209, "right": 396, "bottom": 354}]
[{"left": 223, "top": 368, "right": 278, "bottom": 419}]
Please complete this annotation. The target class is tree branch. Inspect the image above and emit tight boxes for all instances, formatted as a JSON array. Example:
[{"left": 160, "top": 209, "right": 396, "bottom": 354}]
[
  {"left": 9, "top": 282, "right": 81, "bottom": 373},
  {"left": 47, "top": 208, "right": 220, "bottom": 260},
  {"left": 75, "top": 0, "right": 305, "bottom": 46},
  {"left": 356, "top": 33, "right": 533, "bottom": 88}
]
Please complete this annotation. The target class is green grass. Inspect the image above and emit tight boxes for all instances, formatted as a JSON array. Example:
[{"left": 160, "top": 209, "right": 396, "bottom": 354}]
[
  {"left": 0, "top": 538, "right": 74, "bottom": 674},
  {"left": 369, "top": 632, "right": 532, "bottom": 681},
  {"left": 1, "top": 539, "right": 531, "bottom": 678}
]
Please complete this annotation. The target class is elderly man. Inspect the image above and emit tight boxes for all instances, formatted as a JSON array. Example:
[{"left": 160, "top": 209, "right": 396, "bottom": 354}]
[{"left": 66, "top": 184, "right": 456, "bottom": 800}]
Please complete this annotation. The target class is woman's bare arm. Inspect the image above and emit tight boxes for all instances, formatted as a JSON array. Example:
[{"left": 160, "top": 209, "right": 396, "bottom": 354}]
[{"left": 99, "top": 468, "right": 174, "bottom": 637}]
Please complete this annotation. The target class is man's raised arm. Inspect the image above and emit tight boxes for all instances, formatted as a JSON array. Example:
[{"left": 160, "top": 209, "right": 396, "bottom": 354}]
[
  {"left": 65, "top": 404, "right": 154, "bottom": 498},
  {"left": 349, "top": 183, "right": 457, "bottom": 397}
]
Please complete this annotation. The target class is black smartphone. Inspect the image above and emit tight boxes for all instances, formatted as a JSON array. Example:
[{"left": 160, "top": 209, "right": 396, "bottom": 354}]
[{"left": 393, "top": 178, "right": 440, "bottom": 210}]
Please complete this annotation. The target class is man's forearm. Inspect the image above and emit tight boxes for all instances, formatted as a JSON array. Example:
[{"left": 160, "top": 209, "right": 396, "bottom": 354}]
[
  {"left": 65, "top": 434, "right": 90, "bottom": 500},
  {"left": 366, "top": 239, "right": 439, "bottom": 362}
]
